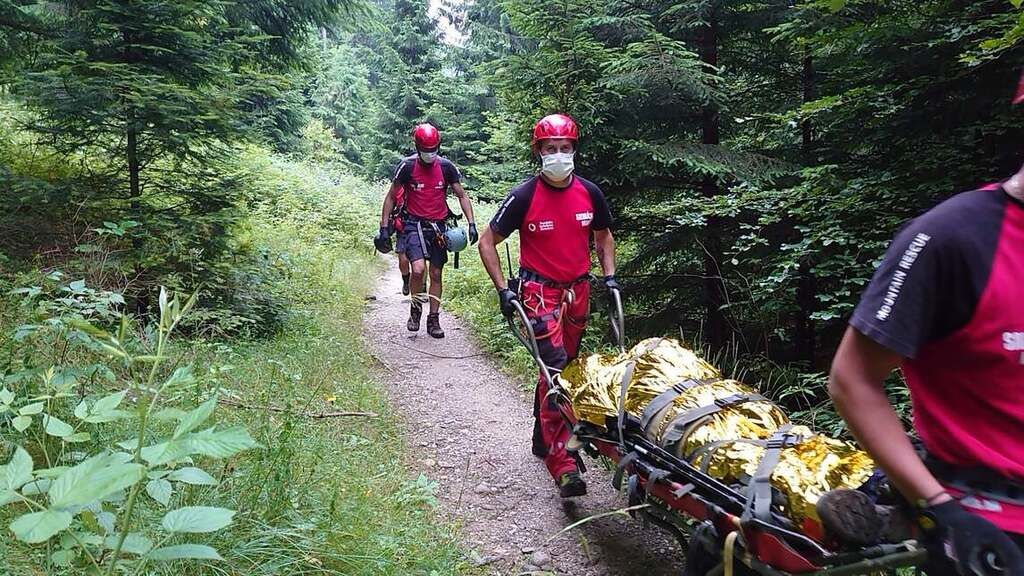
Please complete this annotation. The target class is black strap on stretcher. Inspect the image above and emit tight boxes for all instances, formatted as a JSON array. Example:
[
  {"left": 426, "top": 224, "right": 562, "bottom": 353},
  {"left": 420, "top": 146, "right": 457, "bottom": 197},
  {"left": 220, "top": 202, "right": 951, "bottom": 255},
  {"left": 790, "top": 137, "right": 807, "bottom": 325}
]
[
  {"left": 660, "top": 393, "right": 766, "bottom": 450},
  {"left": 742, "top": 424, "right": 803, "bottom": 524},
  {"left": 639, "top": 378, "right": 716, "bottom": 432}
]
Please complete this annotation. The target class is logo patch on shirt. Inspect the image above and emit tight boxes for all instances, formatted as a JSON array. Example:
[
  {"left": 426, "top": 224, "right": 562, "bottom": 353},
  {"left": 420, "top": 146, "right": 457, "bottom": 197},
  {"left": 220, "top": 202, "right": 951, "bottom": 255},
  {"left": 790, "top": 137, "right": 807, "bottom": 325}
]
[
  {"left": 576, "top": 211, "right": 593, "bottom": 226},
  {"left": 875, "top": 232, "right": 931, "bottom": 322},
  {"left": 539, "top": 220, "right": 555, "bottom": 232},
  {"left": 1003, "top": 331, "right": 1024, "bottom": 364}
]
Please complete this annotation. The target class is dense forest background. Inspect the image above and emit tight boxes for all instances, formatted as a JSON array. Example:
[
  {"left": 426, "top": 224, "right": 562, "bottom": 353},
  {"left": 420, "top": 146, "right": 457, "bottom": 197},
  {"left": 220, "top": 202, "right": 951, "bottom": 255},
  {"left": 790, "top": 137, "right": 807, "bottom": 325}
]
[{"left": 0, "top": 0, "right": 1023, "bottom": 571}]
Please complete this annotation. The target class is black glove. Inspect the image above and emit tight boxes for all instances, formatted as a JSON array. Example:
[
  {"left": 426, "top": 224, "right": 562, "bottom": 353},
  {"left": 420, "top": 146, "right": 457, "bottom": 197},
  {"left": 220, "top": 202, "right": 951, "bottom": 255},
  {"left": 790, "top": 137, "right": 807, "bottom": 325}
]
[
  {"left": 498, "top": 288, "right": 519, "bottom": 318},
  {"left": 920, "top": 499, "right": 1024, "bottom": 575},
  {"left": 603, "top": 274, "right": 621, "bottom": 292},
  {"left": 373, "top": 226, "right": 393, "bottom": 254},
  {"left": 468, "top": 223, "right": 479, "bottom": 245}
]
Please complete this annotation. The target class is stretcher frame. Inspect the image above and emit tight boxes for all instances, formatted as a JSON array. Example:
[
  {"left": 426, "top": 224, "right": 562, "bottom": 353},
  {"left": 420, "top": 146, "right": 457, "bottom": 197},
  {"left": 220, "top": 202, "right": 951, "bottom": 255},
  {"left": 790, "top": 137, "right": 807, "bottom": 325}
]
[{"left": 504, "top": 283, "right": 929, "bottom": 575}]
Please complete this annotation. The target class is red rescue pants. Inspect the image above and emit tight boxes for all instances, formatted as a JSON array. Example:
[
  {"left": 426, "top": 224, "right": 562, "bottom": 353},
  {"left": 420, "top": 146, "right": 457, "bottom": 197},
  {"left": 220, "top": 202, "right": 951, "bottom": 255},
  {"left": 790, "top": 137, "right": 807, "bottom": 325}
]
[{"left": 520, "top": 278, "right": 590, "bottom": 481}]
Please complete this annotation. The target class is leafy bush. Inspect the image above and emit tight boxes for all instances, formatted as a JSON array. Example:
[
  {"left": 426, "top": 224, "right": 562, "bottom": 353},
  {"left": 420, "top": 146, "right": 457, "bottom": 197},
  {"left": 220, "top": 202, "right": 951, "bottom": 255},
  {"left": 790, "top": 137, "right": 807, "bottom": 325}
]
[{"left": 1, "top": 283, "right": 258, "bottom": 572}]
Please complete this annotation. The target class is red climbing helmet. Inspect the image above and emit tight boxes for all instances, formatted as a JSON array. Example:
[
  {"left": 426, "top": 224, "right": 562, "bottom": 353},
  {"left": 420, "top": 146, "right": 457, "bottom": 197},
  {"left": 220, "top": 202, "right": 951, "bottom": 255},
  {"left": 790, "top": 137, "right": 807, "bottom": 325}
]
[
  {"left": 531, "top": 114, "right": 578, "bottom": 151},
  {"left": 413, "top": 123, "right": 441, "bottom": 150},
  {"left": 1014, "top": 71, "right": 1024, "bottom": 105}
]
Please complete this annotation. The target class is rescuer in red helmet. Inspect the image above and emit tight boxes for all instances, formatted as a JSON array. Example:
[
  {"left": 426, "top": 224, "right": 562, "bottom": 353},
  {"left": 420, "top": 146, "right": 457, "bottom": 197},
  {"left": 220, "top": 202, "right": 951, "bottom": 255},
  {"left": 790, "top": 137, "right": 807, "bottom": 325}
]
[
  {"left": 478, "top": 114, "right": 618, "bottom": 497},
  {"left": 378, "top": 123, "right": 477, "bottom": 338},
  {"left": 825, "top": 73, "right": 1024, "bottom": 574}
]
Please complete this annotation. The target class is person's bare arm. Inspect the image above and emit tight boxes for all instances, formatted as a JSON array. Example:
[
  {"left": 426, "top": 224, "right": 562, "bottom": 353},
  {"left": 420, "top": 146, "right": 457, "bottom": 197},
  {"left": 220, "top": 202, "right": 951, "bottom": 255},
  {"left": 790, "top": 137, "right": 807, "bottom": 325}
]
[
  {"left": 477, "top": 226, "right": 508, "bottom": 291},
  {"left": 451, "top": 182, "right": 476, "bottom": 225},
  {"left": 380, "top": 182, "right": 400, "bottom": 229},
  {"left": 594, "top": 228, "right": 616, "bottom": 277},
  {"left": 829, "top": 327, "right": 949, "bottom": 504}
]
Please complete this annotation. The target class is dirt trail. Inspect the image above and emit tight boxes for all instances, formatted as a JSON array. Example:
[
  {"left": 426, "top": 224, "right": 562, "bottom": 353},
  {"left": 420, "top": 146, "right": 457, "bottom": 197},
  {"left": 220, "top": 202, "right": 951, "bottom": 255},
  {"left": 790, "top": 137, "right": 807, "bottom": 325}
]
[{"left": 363, "top": 257, "right": 686, "bottom": 575}]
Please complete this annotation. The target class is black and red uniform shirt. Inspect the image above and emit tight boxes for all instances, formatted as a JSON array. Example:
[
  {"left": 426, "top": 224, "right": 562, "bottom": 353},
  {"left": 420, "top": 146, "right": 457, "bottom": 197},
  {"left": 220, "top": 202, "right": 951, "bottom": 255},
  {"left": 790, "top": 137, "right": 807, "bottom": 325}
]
[
  {"left": 851, "top": 184, "right": 1024, "bottom": 532},
  {"left": 393, "top": 155, "right": 461, "bottom": 221},
  {"left": 490, "top": 175, "right": 613, "bottom": 283}
]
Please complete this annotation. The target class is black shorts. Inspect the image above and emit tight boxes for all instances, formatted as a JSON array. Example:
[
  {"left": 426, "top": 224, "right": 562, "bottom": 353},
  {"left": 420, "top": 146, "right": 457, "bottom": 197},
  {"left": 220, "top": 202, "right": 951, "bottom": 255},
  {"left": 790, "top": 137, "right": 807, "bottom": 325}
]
[{"left": 399, "top": 219, "right": 448, "bottom": 267}]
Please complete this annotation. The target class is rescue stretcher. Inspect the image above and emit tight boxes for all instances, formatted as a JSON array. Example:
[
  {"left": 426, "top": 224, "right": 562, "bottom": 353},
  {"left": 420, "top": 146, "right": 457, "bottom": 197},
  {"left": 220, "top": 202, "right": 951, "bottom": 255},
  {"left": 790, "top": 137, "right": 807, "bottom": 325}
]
[{"left": 504, "top": 283, "right": 932, "bottom": 576}]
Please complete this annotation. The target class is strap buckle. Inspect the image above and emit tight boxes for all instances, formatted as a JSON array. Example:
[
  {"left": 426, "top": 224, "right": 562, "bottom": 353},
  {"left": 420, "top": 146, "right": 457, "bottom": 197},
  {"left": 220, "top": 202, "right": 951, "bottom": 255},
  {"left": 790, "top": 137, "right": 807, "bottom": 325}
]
[
  {"left": 765, "top": 432, "right": 801, "bottom": 451},
  {"left": 714, "top": 394, "right": 745, "bottom": 408}
]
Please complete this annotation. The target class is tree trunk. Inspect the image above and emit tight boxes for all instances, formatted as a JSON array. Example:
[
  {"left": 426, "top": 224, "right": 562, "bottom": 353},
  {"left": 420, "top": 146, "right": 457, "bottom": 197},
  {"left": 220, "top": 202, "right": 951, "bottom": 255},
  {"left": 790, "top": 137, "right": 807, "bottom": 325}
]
[
  {"left": 700, "top": 13, "right": 727, "bottom": 348},
  {"left": 795, "top": 51, "right": 816, "bottom": 365}
]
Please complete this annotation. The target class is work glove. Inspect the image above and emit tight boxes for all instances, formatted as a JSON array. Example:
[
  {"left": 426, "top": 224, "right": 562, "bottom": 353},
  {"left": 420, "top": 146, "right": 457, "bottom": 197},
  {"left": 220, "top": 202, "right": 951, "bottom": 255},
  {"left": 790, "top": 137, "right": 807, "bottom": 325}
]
[
  {"left": 468, "top": 223, "right": 479, "bottom": 245},
  {"left": 498, "top": 287, "right": 519, "bottom": 319},
  {"left": 603, "top": 274, "right": 621, "bottom": 293},
  {"left": 373, "top": 226, "right": 393, "bottom": 254},
  {"left": 919, "top": 499, "right": 1024, "bottom": 575}
]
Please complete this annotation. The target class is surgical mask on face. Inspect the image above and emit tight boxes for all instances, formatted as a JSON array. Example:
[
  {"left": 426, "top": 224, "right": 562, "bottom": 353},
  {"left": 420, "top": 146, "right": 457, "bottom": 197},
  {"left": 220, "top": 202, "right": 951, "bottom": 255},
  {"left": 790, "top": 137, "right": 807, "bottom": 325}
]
[
  {"left": 419, "top": 151, "right": 437, "bottom": 163},
  {"left": 541, "top": 152, "right": 574, "bottom": 181}
]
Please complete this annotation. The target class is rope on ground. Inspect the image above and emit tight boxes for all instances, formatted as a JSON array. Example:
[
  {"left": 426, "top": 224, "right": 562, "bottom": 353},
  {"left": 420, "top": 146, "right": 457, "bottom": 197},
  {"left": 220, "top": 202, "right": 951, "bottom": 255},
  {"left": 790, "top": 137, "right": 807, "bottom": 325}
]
[
  {"left": 392, "top": 341, "right": 486, "bottom": 359},
  {"left": 218, "top": 397, "right": 378, "bottom": 418}
]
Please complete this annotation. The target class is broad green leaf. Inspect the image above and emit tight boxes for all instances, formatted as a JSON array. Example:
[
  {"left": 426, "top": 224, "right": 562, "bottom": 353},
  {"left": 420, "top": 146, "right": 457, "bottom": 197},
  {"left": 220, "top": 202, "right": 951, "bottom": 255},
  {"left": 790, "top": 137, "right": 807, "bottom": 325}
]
[
  {"left": 168, "top": 467, "right": 217, "bottom": 486},
  {"left": 12, "top": 415, "right": 31, "bottom": 432},
  {"left": 163, "top": 367, "right": 196, "bottom": 391},
  {"left": 174, "top": 396, "right": 218, "bottom": 439},
  {"left": 0, "top": 388, "right": 13, "bottom": 405},
  {"left": 104, "top": 532, "right": 153, "bottom": 555},
  {"left": 49, "top": 453, "right": 145, "bottom": 508},
  {"left": 74, "top": 399, "right": 89, "bottom": 421},
  {"left": 21, "top": 478, "right": 51, "bottom": 495},
  {"left": 66, "top": 432, "right": 91, "bottom": 443},
  {"left": 186, "top": 426, "right": 259, "bottom": 458},
  {"left": 33, "top": 466, "right": 69, "bottom": 479},
  {"left": 83, "top": 409, "right": 129, "bottom": 424},
  {"left": 147, "top": 543, "right": 223, "bottom": 561},
  {"left": 96, "top": 512, "right": 116, "bottom": 534},
  {"left": 43, "top": 415, "right": 74, "bottom": 439},
  {"left": 93, "top": 390, "right": 127, "bottom": 413},
  {"left": 19, "top": 402, "right": 44, "bottom": 416},
  {"left": 1, "top": 447, "right": 34, "bottom": 491},
  {"left": 152, "top": 408, "right": 188, "bottom": 422},
  {"left": 10, "top": 509, "right": 73, "bottom": 543},
  {"left": 140, "top": 439, "right": 191, "bottom": 467},
  {"left": 50, "top": 549, "right": 77, "bottom": 566},
  {"left": 146, "top": 479, "right": 172, "bottom": 506},
  {"left": 161, "top": 506, "right": 234, "bottom": 533}
]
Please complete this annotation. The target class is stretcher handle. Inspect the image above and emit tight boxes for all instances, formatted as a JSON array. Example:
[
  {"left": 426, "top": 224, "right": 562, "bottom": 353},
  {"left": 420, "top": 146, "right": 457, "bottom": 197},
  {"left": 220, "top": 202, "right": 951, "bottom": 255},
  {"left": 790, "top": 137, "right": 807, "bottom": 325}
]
[
  {"left": 608, "top": 285, "right": 625, "bottom": 353},
  {"left": 506, "top": 298, "right": 556, "bottom": 388}
]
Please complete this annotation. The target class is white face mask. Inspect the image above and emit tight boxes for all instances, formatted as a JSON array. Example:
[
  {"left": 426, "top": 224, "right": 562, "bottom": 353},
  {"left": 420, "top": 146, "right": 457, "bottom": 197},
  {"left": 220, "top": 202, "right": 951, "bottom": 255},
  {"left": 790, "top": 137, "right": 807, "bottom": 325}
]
[
  {"left": 541, "top": 152, "right": 574, "bottom": 181},
  {"left": 419, "top": 151, "right": 437, "bottom": 163}
]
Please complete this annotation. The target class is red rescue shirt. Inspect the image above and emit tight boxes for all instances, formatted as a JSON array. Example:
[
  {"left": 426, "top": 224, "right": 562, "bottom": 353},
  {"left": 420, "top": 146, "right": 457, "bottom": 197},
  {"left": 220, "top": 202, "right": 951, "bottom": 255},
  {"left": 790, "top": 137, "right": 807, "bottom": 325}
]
[
  {"left": 393, "top": 155, "right": 461, "bottom": 220},
  {"left": 852, "top": 185, "right": 1024, "bottom": 533},
  {"left": 490, "top": 175, "right": 613, "bottom": 283}
]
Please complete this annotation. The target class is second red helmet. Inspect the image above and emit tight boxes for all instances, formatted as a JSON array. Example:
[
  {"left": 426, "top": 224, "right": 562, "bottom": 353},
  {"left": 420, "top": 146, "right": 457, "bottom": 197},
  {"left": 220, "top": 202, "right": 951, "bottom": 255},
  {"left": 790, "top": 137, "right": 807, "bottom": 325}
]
[
  {"left": 413, "top": 123, "right": 441, "bottom": 150},
  {"left": 531, "top": 114, "right": 578, "bottom": 150}
]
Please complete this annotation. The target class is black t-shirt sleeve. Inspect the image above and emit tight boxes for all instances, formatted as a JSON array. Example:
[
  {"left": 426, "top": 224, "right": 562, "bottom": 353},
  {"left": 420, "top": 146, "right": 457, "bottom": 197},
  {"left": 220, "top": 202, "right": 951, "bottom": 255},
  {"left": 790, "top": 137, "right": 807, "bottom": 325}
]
[
  {"left": 849, "top": 190, "right": 1003, "bottom": 358},
  {"left": 440, "top": 159, "right": 461, "bottom": 184},
  {"left": 489, "top": 178, "right": 536, "bottom": 238},
  {"left": 393, "top": 158, "right": 413, "bottom": 184},
  {"left": 578, "top": 177, "right": 614, "bottom": 231}
]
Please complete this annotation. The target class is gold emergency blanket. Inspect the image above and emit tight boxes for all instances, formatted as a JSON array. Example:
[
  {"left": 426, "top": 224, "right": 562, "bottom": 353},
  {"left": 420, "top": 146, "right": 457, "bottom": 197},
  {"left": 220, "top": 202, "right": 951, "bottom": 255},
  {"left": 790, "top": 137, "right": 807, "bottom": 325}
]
[{"left": 558, "top": 338, "right": 875, "bottom": 524}]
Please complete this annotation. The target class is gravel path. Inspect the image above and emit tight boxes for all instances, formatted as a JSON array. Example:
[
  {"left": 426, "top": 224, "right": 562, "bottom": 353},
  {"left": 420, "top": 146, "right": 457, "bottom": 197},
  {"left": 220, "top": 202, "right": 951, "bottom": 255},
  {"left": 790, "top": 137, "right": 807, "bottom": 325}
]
[{"left": 363, "top": 258, "right": 686, "bottom": 575}]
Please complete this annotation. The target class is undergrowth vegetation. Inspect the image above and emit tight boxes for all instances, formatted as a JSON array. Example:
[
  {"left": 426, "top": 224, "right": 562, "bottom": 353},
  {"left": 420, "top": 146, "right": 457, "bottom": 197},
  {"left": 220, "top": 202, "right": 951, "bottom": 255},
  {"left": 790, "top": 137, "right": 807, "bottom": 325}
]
[{"left": 0, "top": 151, "right": 468, "bottom": 575}]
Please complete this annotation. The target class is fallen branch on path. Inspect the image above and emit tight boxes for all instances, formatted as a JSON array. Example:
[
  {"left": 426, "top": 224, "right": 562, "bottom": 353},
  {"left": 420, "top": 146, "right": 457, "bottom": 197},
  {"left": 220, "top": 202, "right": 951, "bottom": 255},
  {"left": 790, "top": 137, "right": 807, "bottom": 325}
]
[{"left": 218, "top": 397, "right": 378, "bottom": 419}]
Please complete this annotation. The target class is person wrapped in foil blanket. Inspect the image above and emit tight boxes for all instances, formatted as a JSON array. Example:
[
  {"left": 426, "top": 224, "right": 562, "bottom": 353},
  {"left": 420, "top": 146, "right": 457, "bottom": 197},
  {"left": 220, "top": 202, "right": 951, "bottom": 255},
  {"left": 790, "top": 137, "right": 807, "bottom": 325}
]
[{"left": 558, "top": 337, "right": 902, "bottom": 543}]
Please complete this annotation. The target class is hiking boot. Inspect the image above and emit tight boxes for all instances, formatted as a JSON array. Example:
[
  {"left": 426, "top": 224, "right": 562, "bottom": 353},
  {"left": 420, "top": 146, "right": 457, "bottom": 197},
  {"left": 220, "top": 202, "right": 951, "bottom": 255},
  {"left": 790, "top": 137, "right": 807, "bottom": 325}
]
[
  {"left": 816, "top": 488, "right": 881, "bottom": 546},
  {"left": 401, "top": 273, "right": 410, "bottom": 296},
  {"left": 407, "top": 302, "right": 422, "bottom": 332},
  {"left": 426, "top": 313, "right": 444, "bottom": 338},
  {"left": 557, "top": 472, "right": 587, "bottom": 498}
]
